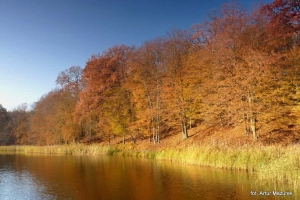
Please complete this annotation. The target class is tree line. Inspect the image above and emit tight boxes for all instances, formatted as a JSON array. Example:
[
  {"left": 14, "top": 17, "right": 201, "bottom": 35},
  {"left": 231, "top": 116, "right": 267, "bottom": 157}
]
[{"left": 1, "top": 0, "right": 300, "bottom": 145}]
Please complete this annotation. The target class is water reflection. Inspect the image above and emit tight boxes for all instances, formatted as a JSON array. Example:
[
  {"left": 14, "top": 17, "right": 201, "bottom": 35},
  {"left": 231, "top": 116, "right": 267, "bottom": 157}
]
[
  {"left": 0, "top": 162, "right": 55, "bottom": 199},
  {"left": 0, "top": 154, "right": 298, "bottom": 200}
]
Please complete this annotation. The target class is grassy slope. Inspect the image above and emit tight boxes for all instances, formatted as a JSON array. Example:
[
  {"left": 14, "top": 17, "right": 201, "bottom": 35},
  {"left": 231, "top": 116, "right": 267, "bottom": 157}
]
[{"left": 0, "top": 124, "right": 299, "bottom": 187}]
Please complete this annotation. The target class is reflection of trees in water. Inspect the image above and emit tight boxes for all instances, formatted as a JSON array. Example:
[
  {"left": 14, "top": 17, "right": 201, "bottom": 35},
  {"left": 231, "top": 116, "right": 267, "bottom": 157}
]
[{"left": 3, "top": 154, "right": 297, "bottom": 200}]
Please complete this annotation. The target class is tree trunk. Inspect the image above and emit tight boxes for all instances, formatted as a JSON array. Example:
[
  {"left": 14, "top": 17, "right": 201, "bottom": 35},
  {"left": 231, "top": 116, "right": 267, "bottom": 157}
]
[
  {"left": 143, "top": 82, "right": 156, "bottom": 144},
  {"left": 248, "top": 91, "right": 257, "bottom": 140},
  {"left": 89, "top": 115, "right": 92, "bottom": 144},
  {"left": 219, "top": 115, "right": 224, "bottom": 128},
  {"left": 130, "top": 134, "right": 135, "bottom": 144},
  {"left": 152, "top": 127, "right": 156, "bottom": 144},
  {"left": 250, "top": 116, "right": 257, "bottom": 140},
  {"left": 156, "top": 103, "right": 160, "bottom": 143},
  {"left": 181, "top": 121, "right": 188, "bottom": 140},
  {"left": 244, "top": 114, "right": 250, "bottom": 136},
  {"left": 156, "top": 78, "right": 161, "bottom": 143}
]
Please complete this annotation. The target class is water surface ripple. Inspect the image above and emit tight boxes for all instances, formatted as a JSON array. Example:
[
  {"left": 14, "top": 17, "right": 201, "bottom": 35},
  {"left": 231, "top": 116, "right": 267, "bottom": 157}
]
[{"left": 0, "top": 154, "right": 297, "bottom": 200}]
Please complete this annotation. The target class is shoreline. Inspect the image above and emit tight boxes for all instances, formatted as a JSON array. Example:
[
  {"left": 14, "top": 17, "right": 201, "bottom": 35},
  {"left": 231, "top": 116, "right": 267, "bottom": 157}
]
[{"left": 0, "top": 143, "right": 299, "bottom": 187}]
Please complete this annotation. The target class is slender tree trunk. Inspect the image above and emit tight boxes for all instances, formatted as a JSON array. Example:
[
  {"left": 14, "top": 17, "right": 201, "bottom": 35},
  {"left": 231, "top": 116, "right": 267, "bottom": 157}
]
[
  {"left": 185, "top": 121, "right": 188, "bottom": 138},
  {"left": 89, "top": 115, "right": 92, "bottom": 144},
  {"left": 143, "top": 82, "right": 156, "bottom": 144},
  {"left": 248, "top": 91, "right": 257, "bottom": 140},
  {"left": 130, "top": 134, "right": 135, "bottom": 144},
  {"left": 156, "top": 79, "right": 161, "bottom": 143},
  {"left": 177, "top": 98, "right": 188, "bottom": 140},
  {"left": 181, "top": 121, "right": 188, "bottom": 140},
  {"left": 244, "top": 114, "right": 249, "bottom": 136},
  {"left": 152, "top": 127, "right": 156, "bottom": 144},
  {"left": 188, "top": 104, "right": 193, "bottom": 129},
  {"left": 219, "top": 115, "right": 224, "bottom": 128},
  {"left": 177, "top": 106, "right": 188, "bottom": 140},
  {"left": 250, "top": 115, "right": 257, "bottom": 140}
]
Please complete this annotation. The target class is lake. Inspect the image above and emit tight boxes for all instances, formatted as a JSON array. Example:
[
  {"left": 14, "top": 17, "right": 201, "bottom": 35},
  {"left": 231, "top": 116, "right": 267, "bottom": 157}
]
[{"left": 0, "top": 154, "right": 297, "bottom": 200}]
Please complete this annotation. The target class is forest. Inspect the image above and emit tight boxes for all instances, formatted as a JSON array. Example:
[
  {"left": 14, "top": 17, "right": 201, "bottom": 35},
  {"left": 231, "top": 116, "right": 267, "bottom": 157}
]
[{"left": 1, "top": 0, "right": 300, "bottom": 146}]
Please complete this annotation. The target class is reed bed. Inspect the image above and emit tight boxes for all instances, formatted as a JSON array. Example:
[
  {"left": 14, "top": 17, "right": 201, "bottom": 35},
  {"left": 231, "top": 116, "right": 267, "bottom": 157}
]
[
  {"left": 0, "top": 143, "right": 299, "bottom": 186},
  {"left": 0, "top": 144, "right": 119, "bottom": 155}
]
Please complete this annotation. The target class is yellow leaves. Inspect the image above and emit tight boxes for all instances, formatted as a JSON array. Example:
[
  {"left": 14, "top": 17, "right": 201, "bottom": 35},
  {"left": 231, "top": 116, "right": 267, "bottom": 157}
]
[{"left": 7, "top": 1, "right": 300, "bottom": 145}]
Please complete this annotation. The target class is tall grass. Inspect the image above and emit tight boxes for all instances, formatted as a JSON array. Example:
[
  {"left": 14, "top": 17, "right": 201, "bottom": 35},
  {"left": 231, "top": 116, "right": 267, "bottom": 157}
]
[
  {"left": 154, "top": 144, "right": 300, "bottom": 187},
  {"left": 0, "top": 144, "right": 118, "bottom": 155},
  {"left": 0, "top": 143, "right": 299, "bottom": 186}
]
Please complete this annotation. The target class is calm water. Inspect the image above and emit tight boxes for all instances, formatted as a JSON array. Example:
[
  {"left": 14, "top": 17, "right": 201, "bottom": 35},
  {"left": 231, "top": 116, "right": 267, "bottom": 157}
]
[{"left": 0, "top": 154, "right": 298, "bottom": 200}]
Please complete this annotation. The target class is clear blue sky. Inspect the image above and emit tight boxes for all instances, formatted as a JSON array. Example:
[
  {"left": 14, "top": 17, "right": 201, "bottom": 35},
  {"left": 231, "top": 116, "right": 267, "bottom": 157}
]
[{"left": 0, "top": 0, "right": 271, "bottom": 111}]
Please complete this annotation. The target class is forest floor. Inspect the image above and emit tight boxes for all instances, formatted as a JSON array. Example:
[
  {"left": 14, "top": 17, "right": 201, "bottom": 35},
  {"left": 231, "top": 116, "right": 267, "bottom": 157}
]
[
  {"left": 95, "top": 125, "right": 254, "bottom": 150},
  {"left": 93, "top": 123, "right": 298, "bottom": 150}
]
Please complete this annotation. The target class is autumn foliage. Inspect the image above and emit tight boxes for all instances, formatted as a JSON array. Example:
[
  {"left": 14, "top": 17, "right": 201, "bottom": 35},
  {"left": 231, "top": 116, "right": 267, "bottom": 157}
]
[{"left": 1, "top": 0, "right": 300, "bottom": 145}]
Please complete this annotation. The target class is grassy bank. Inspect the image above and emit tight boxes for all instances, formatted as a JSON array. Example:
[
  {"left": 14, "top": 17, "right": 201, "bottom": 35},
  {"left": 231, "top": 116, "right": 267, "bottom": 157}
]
[{"left": 0, "top": 143, "right": 299, "bottom": 187}]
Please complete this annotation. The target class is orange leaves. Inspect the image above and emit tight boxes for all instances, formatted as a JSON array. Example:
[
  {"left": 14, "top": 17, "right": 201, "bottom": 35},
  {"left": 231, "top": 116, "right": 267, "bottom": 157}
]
[
  {"left": 261, "top": 0, "right": 300, "bottom": 51},
  {"left": 4, "top": 0, "right": 300, "bottom": 145},
  {"left": 74, "top": 45, "right": 136, "bottom": 141}
]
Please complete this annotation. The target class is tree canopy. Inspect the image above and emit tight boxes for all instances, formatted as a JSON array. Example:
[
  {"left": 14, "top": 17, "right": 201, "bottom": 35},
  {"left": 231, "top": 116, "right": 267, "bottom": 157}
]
[{"left": 1, "top": 0, "right": 300, "bottom": 145}]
